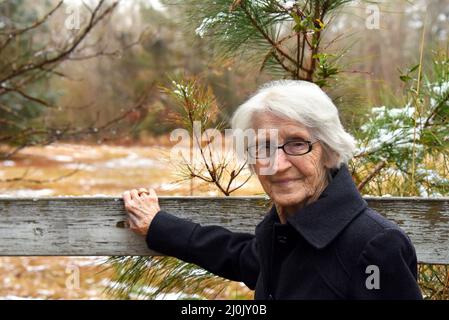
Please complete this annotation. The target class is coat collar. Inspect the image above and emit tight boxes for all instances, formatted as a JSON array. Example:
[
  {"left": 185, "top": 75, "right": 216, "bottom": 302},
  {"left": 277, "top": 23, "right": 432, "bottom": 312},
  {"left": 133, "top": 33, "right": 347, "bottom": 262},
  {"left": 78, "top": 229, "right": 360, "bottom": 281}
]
[{"left": 259, "top": 164, "right": 367, "bottom": 250}]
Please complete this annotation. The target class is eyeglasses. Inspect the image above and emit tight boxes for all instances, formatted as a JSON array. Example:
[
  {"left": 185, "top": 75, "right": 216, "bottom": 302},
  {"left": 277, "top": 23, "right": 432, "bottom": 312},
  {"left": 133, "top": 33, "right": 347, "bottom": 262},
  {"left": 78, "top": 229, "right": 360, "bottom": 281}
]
[{"left": 247, "top": 139, "right": 319, "bottom": 159}]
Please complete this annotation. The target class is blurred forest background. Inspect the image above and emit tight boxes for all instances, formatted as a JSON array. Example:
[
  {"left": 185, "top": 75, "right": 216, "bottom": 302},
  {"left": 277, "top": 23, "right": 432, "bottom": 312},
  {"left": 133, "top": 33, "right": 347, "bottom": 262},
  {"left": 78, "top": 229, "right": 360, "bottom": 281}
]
[
  {"left": 1, "top": 0, "right": 447, "bottom": 146},
  {"left": 0, "top": 0, "right": 448, "bottom": 300}
]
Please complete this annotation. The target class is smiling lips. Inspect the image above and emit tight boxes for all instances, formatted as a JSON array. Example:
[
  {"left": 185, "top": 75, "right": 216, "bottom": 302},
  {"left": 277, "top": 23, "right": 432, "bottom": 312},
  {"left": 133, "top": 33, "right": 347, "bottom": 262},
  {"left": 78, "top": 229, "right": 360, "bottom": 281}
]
[{"left": 272, "top": 178, "right": 301, "bottom": 184}]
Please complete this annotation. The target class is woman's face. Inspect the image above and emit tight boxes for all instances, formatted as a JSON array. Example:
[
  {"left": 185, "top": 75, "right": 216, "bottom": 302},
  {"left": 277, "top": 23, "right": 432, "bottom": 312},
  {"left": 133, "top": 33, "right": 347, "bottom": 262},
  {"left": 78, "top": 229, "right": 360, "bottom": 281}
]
[{"left": 251, "top": 112, "right": 331, "bottom": 210}]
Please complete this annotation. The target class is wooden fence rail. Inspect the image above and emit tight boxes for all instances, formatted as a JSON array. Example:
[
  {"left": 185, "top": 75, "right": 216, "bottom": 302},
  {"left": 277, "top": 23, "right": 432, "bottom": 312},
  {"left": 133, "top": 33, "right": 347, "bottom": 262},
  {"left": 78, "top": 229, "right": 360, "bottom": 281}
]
[{"left": 0, "top": 196, "right": 448, "bottom": 264}]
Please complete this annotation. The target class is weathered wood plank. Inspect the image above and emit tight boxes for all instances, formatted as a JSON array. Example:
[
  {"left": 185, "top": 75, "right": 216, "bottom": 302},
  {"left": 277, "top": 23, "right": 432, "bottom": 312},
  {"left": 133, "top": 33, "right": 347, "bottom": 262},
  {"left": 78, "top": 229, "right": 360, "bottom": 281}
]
[{"left": 0, "top": 197, "right": 448, "bottom": 264}]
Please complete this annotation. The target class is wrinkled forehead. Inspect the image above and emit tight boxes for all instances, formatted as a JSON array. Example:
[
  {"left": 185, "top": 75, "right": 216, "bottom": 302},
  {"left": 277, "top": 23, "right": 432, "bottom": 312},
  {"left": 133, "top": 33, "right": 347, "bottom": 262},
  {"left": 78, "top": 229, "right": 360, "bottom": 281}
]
[{"left": 251, "top": 111, "right": 311, "bottom": 141}]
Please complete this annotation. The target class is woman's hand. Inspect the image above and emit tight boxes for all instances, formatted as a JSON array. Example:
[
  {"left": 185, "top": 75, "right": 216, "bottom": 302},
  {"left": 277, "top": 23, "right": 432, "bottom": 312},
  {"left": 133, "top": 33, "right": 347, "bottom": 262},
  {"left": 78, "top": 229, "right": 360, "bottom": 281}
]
[{"left": 122, "top": 187, "right": 160, "bottom": 237}]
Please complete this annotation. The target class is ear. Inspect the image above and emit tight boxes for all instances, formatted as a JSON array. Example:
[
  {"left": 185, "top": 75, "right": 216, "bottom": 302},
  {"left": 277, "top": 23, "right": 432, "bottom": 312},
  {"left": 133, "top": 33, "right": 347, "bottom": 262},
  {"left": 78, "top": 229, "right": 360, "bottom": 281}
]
[{"left": 322, "top": 148, "right": 339, "bottom": 169}]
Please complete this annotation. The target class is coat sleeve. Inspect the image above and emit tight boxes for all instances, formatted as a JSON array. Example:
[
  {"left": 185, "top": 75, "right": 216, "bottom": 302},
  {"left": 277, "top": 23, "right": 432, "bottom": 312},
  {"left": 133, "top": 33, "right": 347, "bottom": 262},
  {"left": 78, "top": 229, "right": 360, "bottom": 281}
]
[
  {"left": 145, "top": 210, "right": 260, "bottom": 290},
  {"left": 347, "top": 228, "right": 422, "bottom": 299}
]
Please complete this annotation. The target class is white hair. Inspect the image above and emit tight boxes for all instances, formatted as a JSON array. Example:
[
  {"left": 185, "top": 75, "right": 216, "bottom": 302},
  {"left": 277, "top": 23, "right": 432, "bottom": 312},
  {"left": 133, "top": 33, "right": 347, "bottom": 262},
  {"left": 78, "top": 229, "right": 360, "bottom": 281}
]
[{"left": 231, "top": 80, "right": 356, "bottom": 168}]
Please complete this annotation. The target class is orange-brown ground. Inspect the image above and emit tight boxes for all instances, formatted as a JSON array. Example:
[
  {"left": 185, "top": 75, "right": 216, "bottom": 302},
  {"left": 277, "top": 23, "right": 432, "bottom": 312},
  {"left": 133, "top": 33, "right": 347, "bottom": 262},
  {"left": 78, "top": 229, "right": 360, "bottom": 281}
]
[{"left": 0, "top": 142, "right": 264, "bottom": 299}]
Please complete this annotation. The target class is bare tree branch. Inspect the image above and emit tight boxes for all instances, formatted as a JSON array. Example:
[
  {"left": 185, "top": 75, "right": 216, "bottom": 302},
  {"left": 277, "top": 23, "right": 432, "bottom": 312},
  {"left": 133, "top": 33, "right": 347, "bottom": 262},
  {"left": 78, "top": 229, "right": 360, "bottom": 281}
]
[
  {"left": 0, "top": 166, "right": 80, "bottom": 184},
  {"left": 2, "top": 86, "right": 55, "bottom": 108},
  {"left": 0, "top": 0, "right": 118, "bottom": 85},
  {"left": 0, "top": 84, "right": 156, "bottom": 159},
  {"left": 0, "top": 1, "right": 64, "bottom": 51}
]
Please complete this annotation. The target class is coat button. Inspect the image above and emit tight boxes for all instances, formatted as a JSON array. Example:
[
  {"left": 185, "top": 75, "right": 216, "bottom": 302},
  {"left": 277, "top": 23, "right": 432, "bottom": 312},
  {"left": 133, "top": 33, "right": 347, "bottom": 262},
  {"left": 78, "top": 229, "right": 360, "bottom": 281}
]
[{"left": 277, "top": 235, "right": 288, "bottom": 244}]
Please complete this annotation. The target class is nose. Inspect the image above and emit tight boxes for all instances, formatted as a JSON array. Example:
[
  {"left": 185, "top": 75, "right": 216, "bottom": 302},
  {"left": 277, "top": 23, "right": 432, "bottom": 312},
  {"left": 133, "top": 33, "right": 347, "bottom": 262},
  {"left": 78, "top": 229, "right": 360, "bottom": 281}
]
[{"left": 272, "top": 148, "right": 292, "bottom": 174}]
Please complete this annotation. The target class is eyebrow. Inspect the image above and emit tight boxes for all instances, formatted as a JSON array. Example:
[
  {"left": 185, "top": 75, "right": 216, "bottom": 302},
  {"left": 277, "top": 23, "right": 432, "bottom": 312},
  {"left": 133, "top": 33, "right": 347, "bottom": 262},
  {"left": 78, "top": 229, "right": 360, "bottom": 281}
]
[
  {"left": 285, "top": 135, "right": 309, "bottom": 141},
  {"left": 256, "top": 135, "right": 309, "bottom": 145}
]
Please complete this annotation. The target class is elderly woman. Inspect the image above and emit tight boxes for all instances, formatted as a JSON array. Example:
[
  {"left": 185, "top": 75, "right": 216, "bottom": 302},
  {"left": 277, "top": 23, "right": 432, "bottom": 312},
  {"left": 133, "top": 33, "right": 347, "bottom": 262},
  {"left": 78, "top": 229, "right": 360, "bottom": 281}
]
[{"left": 123, "top": 80, "right": 422, "bottom": 300}]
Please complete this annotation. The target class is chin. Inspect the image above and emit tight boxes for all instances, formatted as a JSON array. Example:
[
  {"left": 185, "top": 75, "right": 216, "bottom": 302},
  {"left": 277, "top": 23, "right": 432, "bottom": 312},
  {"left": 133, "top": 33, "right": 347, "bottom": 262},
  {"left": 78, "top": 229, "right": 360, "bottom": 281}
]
[{"left": 272, "top": 193, "right": 306, "bottom": 207}]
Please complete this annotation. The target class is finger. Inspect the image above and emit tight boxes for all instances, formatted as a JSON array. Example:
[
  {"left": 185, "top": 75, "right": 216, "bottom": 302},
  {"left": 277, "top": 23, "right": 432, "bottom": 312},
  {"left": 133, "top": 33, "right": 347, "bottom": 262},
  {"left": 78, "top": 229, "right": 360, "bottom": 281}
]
[
  {"left": 138, "top": 188, "right": 149, "bottom": 196},
  {"left": 123, "top": 191, "right": 134, "bottom": 209},
  {"left": 140, "top": 193, "right": 150, "bottom": 201},
  {"left": 126, "top": 206, "right": 142, "bottom": 218},
  {"left": 127, "top": 218, "right": 135, "bottom": 230},
  {"left": 130, "top": 189, "right": 140, "bottom": 200},
  {"left": 127, "top": 214, "right": 139, "bottom": 226},
  {"left": 123, "top": 190, "right": 132, "bottom": 203},
  {"left": 149, "top": 188, "right": 158, "bottom": 199},
  {"left": 126, "top": 204, "right": 142, "bottom": 220},
  {"left": 138, "top": 188, "right": 149, "bottom": 194}
]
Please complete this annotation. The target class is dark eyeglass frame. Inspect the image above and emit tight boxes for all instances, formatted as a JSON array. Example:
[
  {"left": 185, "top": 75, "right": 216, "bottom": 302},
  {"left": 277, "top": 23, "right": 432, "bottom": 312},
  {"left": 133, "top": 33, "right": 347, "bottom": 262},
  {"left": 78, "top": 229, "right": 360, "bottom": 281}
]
[{"left": 247, "top": 139, "right": 320, "bottom": 159}]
